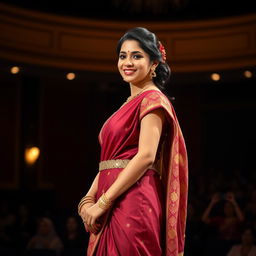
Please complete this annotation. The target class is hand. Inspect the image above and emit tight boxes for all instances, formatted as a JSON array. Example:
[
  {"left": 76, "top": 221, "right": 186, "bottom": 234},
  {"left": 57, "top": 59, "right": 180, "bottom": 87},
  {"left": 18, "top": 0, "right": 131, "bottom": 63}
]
[
  {"left": 82, "top": 203, "right": 106, "bottom": 234},
  {"left": 210, "top": 193, "right": 220, "bottom": 205},
  {"left": 79, "top": 203, "right": 101, "bottom": 233}
]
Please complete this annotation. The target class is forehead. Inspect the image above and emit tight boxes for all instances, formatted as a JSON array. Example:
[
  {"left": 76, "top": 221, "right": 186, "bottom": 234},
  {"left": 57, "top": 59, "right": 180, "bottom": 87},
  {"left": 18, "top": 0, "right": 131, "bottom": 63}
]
[{"left": 120, "top": 40, "right": 143, "bottom": 52}]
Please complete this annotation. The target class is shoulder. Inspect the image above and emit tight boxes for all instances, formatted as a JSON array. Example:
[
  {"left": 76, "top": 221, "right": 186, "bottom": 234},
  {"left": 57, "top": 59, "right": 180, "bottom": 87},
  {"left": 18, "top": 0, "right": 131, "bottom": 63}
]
[
  {"left": 140, "top": 90, "right": 171, "bottom": 108},
  {"left": 227, "top": 245, "right": 241, "bottom": 255},
  {"left": 139, "top": 90, "right": 173, "bottom": 120},
  {"left": 230, "top": 245, "right": 241, "bottom": 250}
]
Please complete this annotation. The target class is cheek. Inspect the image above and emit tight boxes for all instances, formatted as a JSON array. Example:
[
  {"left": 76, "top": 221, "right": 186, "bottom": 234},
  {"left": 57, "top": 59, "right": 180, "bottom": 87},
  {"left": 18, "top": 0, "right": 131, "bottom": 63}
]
[
  {"left": 140, "top": 63, "right": 151, "bottom": 74},
  {"left": 117, "top": 60, "right": 122, "bottom": 72},
  {"left": 139, "top": 60, "right": 151, "bottom": 71}
]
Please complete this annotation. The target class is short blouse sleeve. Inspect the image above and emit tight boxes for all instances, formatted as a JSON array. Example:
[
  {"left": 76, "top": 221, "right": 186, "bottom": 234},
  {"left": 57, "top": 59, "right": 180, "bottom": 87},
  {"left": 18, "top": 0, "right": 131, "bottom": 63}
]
[{"left": 139, "top": 91, "right": 172, "bottom": 121}]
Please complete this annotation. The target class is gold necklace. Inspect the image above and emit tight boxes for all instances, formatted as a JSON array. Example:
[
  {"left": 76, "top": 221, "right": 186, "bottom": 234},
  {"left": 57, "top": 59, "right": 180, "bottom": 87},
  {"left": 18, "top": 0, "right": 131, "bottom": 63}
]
[{"left": 125, "top": 86, "right": 153, "bottom": 103}]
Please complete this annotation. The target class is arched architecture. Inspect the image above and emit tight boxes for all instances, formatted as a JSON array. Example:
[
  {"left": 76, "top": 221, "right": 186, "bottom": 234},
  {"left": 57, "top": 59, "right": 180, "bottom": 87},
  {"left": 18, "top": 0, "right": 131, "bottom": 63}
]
[{"left": 0, "top": 2, "right": 256, "bottom": 72}]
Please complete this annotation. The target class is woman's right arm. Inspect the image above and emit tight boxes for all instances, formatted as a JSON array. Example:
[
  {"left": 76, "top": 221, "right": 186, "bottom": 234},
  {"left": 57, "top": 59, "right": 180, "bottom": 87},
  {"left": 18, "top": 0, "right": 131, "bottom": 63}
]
[
  {"left": 85, "top": 172, "right": 99, "bottom": 197},
  {"left": 202, "top": 193, "right": 220, "bottom": 223},
  {"left": 226, "top": 192, "right": 244, "bottom": 222}
]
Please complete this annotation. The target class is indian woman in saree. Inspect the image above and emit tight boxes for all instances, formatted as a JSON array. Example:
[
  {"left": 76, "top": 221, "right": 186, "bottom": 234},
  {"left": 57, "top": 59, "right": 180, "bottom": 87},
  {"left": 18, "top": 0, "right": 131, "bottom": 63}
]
[{"left": 78, "top": 27, "right": 188, "bottom": 256}]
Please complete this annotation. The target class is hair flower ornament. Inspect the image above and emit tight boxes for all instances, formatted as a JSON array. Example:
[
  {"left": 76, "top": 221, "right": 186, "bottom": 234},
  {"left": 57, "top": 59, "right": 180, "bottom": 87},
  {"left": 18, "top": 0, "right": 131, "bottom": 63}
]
[{"left": 159, "top": 41, "right": 167, "bottom": 63}]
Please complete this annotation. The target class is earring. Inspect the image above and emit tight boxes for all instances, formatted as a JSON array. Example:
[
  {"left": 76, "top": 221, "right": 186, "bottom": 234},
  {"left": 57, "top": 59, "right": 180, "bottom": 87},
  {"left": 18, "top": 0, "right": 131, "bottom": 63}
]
[{"left": 150, "top": 69, "right": 156, "bottom": 79}]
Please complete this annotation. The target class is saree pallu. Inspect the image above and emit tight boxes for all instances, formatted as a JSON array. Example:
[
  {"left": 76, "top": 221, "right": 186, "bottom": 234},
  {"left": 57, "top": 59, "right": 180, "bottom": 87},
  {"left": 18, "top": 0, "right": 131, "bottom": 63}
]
[{"left": 87, "top": 90, "right": 188, "bottom": 256}]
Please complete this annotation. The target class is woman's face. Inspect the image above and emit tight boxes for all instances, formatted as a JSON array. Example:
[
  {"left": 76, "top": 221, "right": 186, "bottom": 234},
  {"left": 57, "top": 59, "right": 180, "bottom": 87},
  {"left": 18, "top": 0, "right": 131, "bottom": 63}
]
[
  {"left": 118, "top": 40, "right": 154, "bottom": 85},
  {"left": 66, "top": 217, "right": 78, "bottom": 232},
  {"left": 38, "top": 219, "right": 52, "bottom": 235}
]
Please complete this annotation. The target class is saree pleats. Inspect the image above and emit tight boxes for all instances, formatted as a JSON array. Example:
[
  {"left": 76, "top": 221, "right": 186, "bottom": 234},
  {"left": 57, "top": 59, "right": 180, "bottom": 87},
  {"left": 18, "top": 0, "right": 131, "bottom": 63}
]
[{"left": 95, "top": 169, "right": 163, "bottom": 256}]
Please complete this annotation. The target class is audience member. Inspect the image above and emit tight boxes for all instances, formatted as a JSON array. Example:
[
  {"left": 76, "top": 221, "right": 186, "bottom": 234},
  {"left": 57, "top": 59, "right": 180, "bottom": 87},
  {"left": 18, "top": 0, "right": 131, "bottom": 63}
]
[
  {"left": 202, "top": 192, "right": 244, "bottom": 255},
  {"left": 227, "top": 227, "right": 256, "bottom": 256},
  {"left": 13, "top": 203, "right": 35, "bottom": 253},
  {"left": 0, "top": 200, "right": 16, "bottom": 248},
  {"left": 1, "top": 166, "right": 255, "bottom": 256},
  {"left": 61, "top": 216, "right": 87, "bottom": 256},
  {"left": 26, "top": 217, "right": 63, "bottom": 256}
]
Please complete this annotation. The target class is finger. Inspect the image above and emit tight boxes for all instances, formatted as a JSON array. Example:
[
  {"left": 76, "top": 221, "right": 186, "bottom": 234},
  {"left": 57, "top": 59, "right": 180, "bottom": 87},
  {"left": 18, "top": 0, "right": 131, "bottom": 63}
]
[
  {"left": 89, "top": 224, "right": 97, "bottom": 233},
  {"left": 85, "top": 218, "right": 94, "bottom": 233},
  {"left": 84, "top": 223, "right": 92, "bottom": 233},
  {"left": 89, "top": 220, "right": 99, "bottom": 234},
  {"left": 91, "top": 219, "right": 98, "bottom": 232},
  {"left": 83, "top": 220, "right": 89, "bottom": 231},
  {"left": 83, "top": 224, "right": 88, "bottom": 232}
]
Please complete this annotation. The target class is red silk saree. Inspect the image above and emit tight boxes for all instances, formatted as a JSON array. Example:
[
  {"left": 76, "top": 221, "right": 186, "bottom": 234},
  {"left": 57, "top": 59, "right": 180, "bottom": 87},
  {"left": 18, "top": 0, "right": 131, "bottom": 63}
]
[{"left": 87, "top": 90, "right": 188, "bottom": 256}]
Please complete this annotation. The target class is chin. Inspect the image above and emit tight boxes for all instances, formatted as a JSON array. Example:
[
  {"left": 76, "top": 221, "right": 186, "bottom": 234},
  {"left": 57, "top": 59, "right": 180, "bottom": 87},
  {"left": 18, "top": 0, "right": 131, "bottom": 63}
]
[{"left": 122, "top": 76, "right": 136, "bottom": 83}]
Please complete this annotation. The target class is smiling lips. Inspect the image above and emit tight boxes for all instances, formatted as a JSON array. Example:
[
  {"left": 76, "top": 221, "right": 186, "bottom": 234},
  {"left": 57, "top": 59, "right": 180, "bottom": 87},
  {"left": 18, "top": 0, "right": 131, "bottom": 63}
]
[{"left": 123, "top": 69, "right": 136, "bottom": 75}]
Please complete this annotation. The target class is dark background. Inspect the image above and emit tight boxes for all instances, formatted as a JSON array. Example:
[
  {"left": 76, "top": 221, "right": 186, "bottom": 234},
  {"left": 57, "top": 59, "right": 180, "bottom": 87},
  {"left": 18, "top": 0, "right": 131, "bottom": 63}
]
[{"left": 0, "top": 1, "right": 256, "bottom": 256}]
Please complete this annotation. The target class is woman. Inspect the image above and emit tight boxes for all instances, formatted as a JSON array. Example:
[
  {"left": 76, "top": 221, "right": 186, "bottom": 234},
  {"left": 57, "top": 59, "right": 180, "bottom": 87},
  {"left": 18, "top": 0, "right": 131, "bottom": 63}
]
[
  {"left": 26, "top": 217, "right": 63, "bottom": 255},
  {"left": 227, "top": 227, "right": 256, "bottom": 256},
  {"left": 62, "top": 216, "right": 87, "bottom": 254},
  {"left": 78, "top": 27, "right": 188, "bottom": 256},
  {"left": 202, "top": 192, "right": 244, "bottom": 255}
]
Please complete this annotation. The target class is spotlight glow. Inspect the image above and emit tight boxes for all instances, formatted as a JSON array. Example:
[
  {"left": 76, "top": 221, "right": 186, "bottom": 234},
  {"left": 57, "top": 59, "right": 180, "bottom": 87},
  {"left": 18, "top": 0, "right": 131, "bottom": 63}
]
[
  {"left": 211, "top": 73, "right": 220, "bottom": 81},
  {"left": 10, "top": 66, "right": 20, "bottom": 74},
  {"left": 25, "top": 146, "right": 40, "bottom": 165},
  {"left": 66, "top": 72, "right": 75, "bottom": 80},
  {"left": 244, "top": 70, "right": 252, "bottom": 78}
]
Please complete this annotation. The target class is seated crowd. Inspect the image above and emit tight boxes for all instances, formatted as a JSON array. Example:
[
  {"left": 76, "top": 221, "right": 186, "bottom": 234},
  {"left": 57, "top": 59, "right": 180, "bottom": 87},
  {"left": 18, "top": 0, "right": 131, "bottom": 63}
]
[
  {"left": 0, "top": 166, "right": 256, "bottom": 256},
  {"left": 0, "top": 201, "right": 89, "bottom": 256}
]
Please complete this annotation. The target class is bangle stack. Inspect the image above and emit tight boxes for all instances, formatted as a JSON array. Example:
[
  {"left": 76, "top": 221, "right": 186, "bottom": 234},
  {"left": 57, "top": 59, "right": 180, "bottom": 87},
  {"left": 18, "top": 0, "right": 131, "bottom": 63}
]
[
  {"left": 98, "top": 193, "right": 112, "bottom": 210},
  {"left": 78, "top": 195, "right": 95, "bottom": 215}
]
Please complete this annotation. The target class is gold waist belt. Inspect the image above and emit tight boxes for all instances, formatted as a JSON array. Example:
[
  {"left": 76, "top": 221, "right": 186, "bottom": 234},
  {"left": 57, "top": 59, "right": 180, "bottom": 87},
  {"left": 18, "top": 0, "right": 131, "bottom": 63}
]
[{"left": 99, "top": 159, "right": 159, "bottom": 174}]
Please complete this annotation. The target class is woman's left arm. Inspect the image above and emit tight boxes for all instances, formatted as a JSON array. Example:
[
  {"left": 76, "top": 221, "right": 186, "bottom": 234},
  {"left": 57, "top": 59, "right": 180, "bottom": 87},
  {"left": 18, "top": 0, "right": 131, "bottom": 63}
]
[
  {"left": 105, "top": 107, "right": 165, "bottom": 201},
  {"left": 226, "top": 192, "right": 244, "bottom": 222}
]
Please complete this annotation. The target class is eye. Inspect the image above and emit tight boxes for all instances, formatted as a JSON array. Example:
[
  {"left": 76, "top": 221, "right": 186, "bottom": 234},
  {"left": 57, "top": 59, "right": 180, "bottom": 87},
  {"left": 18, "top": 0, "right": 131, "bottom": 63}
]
[
  {"left": 133, "top": 54, "right": 143, "bottom": 59},
  {"left": 119, "top": 54, "right": 126, "bottom": 60}
]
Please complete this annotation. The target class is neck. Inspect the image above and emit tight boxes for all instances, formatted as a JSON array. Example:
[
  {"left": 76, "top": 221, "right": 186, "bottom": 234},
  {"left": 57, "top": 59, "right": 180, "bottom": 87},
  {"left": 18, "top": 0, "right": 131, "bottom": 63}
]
[{"left": 129, "top": 80, "right": 156, "bottom": 97}]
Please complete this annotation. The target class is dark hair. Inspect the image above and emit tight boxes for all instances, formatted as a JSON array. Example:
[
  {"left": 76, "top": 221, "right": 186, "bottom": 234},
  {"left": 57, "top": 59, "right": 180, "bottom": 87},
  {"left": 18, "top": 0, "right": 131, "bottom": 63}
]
[{"left": 116, "top": 27, "right": 171, "bottom": 90}]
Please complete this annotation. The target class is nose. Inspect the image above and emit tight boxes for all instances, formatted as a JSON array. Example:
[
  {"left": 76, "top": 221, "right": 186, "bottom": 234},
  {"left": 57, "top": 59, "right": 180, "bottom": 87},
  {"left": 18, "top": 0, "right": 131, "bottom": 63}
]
[{"left": 123, "top": 56, "right": 133, "bottom": 67}]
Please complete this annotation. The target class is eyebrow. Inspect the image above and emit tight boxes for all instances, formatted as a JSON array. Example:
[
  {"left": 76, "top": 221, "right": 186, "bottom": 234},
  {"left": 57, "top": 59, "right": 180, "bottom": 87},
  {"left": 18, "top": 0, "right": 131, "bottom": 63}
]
[{"left": 119, "top": 51, "right": 143, "bottom": 54}]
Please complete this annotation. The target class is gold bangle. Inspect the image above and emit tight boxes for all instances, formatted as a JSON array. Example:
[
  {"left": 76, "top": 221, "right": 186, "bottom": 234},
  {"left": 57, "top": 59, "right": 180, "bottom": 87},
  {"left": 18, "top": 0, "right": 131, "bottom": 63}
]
[
  {"left": 78, "top": 202, "right": 93, "bottom": 215},
  {"left": 79, "top": 199, "right": 95, "bottom": 205},
  {"left": 80, "top": 195, "right": 95, "bottom": 202},
  {"left": 78, "top": 195, "right": 96, "bottom": 214},
  {"left": 78, "top": 199, "right": 95, "bottom": 208},
  {"left": 98, "top": 198, "right": 108, "bottom": 210},
  {"left": 102, "top": 193, "right": 111, "bottom": 204},
  {"left": 97, "top": 193, "right": 112, "bottom": 210},
  {"left": 78, "top": 201, "right": 94, "bottom": 213},
  {"left": 78, "top": 195, "right": 95, "bottom": 204}
]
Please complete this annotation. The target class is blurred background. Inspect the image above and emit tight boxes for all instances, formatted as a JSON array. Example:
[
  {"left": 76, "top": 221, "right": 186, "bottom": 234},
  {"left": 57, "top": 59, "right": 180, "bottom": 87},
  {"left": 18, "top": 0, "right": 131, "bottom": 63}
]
[{"left": 0, "top": 0, "right": 256, "bottom": 255}]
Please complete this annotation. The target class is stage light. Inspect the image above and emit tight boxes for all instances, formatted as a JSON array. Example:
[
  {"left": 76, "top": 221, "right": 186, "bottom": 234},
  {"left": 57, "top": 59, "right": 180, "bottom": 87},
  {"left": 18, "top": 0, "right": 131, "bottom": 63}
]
[
  {"left": 66, "top": 72, "right": 75, "bottom": 80},
  {"left": 243, "top": 70, "right": 252, "bottom": 78},
  {"left": 25, "top": 146, "right": 40, "bottom": 165},
  {"left": 10, "top": 66, "right": 20, "bottom": 74},
  {"left": 211, "top": 73, "right": 220, "bottom": 81}
]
